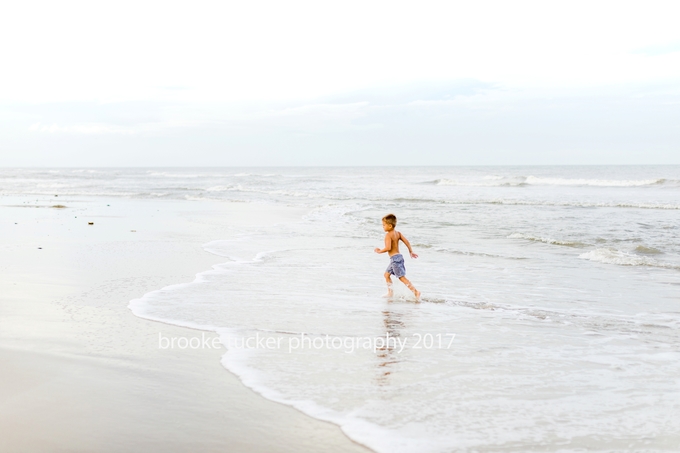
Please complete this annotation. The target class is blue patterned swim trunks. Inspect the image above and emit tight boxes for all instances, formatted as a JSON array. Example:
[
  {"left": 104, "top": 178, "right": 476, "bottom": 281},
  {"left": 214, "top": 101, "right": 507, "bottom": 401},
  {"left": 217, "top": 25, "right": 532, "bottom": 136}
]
[{"left": 386, "top": 253, "right": 406, "bottom": 278}]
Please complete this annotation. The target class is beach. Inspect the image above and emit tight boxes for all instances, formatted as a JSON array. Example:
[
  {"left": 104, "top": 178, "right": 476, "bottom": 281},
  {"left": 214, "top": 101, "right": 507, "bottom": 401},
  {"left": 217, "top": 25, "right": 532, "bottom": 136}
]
[
  {"left": 0, "top": 195, "right": 371, "bottom": 453},
  {"left": 2, "top": 167, "right": 680, "bottom": 452},
  {"left": 3, "top": 0, "right": 679, "bottom": 450}
]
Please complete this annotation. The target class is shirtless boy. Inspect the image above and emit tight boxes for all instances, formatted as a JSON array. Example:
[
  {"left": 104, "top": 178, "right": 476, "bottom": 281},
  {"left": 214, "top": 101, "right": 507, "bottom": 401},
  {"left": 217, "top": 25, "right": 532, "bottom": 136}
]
[{"left": 374, "top": 214, "right": 421, "bottom": 300}]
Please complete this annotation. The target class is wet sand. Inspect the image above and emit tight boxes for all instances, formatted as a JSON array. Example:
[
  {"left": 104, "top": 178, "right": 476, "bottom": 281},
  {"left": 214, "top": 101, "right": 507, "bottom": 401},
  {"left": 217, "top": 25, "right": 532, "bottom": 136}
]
[{"left": 0, "top": 196, "right": 372, "bottom": 453}]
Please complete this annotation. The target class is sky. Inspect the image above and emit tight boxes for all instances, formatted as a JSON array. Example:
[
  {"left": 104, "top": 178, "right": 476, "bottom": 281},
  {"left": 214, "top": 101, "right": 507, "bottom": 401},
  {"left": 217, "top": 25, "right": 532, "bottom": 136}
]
[{"left": 1, "top": 0, "right": 679, "bottom": 166}]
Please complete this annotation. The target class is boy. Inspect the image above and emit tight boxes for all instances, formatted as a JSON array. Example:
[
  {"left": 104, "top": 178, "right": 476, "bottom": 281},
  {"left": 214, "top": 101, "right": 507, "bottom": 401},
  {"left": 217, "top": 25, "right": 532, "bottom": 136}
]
[{"left": 374, "top": 214, "right": 421, "bottom": 300}]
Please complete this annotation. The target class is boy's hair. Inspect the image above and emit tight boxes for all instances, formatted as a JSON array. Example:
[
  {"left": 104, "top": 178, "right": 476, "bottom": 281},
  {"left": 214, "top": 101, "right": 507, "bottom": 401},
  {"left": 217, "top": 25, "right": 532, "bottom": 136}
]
[{"left": 382, "top": 214, "right": 397, "bottom": 226}]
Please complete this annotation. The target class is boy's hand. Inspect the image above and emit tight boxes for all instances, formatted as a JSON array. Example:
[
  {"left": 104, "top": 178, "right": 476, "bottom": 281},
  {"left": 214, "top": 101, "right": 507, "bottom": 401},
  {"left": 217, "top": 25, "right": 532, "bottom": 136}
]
[
  {"left": 410, "top": 252, "right": 418, "bottom": 259},
  {"left": 374, "top": 248, "right": 381, "bottom": 253}
]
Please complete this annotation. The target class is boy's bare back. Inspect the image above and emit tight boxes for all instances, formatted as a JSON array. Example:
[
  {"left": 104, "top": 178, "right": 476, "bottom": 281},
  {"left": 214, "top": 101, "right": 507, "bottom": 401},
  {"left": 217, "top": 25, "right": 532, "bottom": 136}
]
[{"left": 384, "top": 230, "right": 404, "bottom": 257}]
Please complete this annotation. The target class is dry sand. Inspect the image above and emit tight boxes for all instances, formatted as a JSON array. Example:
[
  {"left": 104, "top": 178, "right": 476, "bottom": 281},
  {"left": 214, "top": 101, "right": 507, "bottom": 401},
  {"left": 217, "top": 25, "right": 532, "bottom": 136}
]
[{"left": 0, "top": 196, "right": 372, "bottom": 453}]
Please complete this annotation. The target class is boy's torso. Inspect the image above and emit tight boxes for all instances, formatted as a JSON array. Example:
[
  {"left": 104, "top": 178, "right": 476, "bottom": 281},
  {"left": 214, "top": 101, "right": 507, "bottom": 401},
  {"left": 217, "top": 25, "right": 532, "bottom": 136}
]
[{"left": 386, "top": 230, "right": 401, "bottom": 256}]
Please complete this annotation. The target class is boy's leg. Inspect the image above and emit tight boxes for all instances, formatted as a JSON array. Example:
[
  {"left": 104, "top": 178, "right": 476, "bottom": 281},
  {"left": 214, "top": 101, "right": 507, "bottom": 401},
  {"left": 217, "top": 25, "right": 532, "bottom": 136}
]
[
  {"left": 398, "top": 276, "right": 421, "bottom": 301},
  {"left": 383, "top": 272, "right": 393, "bottom": 297}
]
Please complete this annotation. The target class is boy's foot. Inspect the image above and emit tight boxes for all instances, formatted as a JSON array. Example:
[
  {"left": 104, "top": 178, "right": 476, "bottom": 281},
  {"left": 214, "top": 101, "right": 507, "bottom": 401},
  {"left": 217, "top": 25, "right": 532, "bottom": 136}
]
[
  {"left": 382, "top": 291, "right": 393, "bottom": 298},
  {"left": 414, "top": 290, "right": 421, "bottom": 302}
]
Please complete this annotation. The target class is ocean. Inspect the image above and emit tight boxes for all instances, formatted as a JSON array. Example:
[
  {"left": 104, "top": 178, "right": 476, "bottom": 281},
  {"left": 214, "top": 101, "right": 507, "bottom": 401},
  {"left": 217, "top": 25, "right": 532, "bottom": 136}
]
[{"left": 5, "top": 166, "right": 680, "bottom": 452}]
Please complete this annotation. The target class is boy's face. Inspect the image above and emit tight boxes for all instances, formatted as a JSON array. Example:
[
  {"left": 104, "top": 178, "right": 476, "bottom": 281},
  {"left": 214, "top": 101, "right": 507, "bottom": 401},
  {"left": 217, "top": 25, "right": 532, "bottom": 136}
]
[{"left": 382, "top": 221, "right": 394, "bottom": 231}]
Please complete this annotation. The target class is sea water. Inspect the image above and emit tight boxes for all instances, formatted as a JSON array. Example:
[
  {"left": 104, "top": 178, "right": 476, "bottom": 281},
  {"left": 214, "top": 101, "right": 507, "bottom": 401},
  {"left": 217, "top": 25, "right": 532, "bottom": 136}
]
[{"left": 4, "top": 166, "right": 680, "bottom": 451}]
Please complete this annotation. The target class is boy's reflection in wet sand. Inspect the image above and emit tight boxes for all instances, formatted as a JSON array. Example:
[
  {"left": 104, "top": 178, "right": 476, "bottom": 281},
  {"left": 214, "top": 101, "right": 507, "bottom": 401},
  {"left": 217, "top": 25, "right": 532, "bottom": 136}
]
[{"left": 375, "top": 306, "right": 406, "bottom": 386}]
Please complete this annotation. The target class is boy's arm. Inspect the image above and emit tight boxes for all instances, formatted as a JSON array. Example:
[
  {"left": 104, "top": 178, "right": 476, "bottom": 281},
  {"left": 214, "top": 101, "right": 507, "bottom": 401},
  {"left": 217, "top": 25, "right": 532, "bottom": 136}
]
[
  {"left": 374, "top": 234, "right": 391, "bottom": 254},
  {"left": 400, "top": 233, "right": 418, "bottom": 259}
]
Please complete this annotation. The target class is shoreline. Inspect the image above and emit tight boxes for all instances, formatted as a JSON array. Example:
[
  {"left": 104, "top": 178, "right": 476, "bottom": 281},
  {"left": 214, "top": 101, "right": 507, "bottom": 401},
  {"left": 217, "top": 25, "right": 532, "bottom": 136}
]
[{"left": 0, "top": 195, "right": 372, "bottom": 453}]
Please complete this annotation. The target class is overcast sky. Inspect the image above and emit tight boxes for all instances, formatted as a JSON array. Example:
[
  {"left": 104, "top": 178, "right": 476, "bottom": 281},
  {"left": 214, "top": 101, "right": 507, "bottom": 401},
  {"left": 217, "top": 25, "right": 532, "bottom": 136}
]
[{"left": 1, "top": 0, "right": 679, "bottom": 166}]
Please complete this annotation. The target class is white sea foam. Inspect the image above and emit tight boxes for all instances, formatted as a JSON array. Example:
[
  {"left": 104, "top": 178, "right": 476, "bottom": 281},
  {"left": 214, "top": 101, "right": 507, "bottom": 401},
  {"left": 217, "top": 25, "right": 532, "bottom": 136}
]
[
  {"left": 35, "top": 183, "right": 82, "bottom": 188},
  {"left": 433, "top": 177, "right": 526, "bottom": 187},
  {"left": 579, "top": 248, "right": 679, "bottom": 269},
  {"left": 430, "top": 175, "right": 671, "bottom": 188},
  {"left": 233, "top": 172, "right": 279, "bottom": 177},
  {"left": 146, "top": 171, "right": 201, "bottom": 178},
  {"left": 445, "top": 199, "right": 680, "bottom": 210},
  {"left": 508, "top": 232, "right": 585, "bottom": 247},
  {"left": 205, "top": 185, "right": 241, "bottom": 192},
  {"left": 437, "top": 247, "right": 528, "bottom": 260},
  {"left": 525, "top": 176, "right": 665, "bottom": 187}
]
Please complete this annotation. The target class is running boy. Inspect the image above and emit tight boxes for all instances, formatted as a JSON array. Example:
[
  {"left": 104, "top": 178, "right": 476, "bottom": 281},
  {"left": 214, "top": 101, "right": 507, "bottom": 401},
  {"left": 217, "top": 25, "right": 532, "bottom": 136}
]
[{"left": 374, "top": 214, "right": 421, "bottom": 300}]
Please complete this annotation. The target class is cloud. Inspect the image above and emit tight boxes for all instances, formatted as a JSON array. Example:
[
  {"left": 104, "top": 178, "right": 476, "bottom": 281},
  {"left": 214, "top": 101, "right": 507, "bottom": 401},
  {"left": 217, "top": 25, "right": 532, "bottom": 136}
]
[
  {"left": 2, "top": 1, "right": 680, "bottom": 104},
  {"left": 26, "top": 120, "right": 200, "bottom": 135},
  {"left": 632, "top": 41, "right": 680, "bottom": 57},
  {"left": 321, "top": 80, "right": 494, "bottom": 106},
  {"left": 4, "top": 75, "right": 679, "bottom": 166}
]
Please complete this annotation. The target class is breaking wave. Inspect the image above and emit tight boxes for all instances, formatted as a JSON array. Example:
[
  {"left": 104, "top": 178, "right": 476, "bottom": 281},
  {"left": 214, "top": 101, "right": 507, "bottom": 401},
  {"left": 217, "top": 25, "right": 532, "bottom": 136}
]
[
  {"left": 427, "top": 176, "right": 674, "bottom": 188},
  {"left": 430, "top": 177, "right": 526, "bottom": 187},
  {"left": 579, "top": 248, "right": 680, "bottom": 270},
  {"left": 508, "top": 233, "right": 587, "bottom": 247},
  {"left": 524, "top": 176, "right": 667, "bottom": 187}
]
